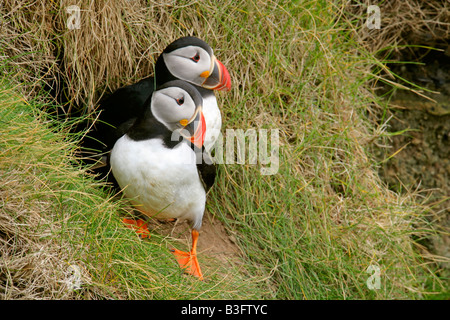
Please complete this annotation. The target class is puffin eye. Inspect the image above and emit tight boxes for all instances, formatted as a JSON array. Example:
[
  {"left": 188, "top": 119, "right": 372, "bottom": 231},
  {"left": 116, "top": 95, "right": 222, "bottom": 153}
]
[
  {"left": 191, "top": 53, "right": 200, "bottom": 63},
  {"left": 176, "top": 97, "right": 184, "bottom": 105}
]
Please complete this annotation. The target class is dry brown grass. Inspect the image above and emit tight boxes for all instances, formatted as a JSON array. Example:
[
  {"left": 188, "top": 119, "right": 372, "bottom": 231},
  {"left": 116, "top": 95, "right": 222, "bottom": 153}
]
[
  {"left": 1, "top": 0, "right": 233, "bottom": 113},
  {"left": 343, "top": 1, "right": 449, "bottom": 103},
  {"left": 0, "top": 181, "right": 91, "bottom": 299},
  {"left": 346, "top": 0, "right": 450, "bottom": 56}
]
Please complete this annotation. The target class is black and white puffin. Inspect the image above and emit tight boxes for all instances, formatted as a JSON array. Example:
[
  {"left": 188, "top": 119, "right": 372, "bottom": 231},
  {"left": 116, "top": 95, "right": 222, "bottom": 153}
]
[
  {"left": 110, "top": 80, "right": 214, "bottom": 280},
  {"left": 87, "top": 36, "right": 231, "bottom": 161}
]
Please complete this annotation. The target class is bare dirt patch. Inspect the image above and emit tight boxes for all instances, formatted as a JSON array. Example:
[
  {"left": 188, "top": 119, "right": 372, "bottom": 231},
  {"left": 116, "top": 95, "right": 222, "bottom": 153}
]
[{"left": 142, "top": 209, "right": 243, "bottom": 271}]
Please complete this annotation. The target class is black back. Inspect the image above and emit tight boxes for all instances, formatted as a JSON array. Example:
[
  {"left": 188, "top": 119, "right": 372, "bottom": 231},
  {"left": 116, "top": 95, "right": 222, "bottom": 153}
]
[{"left": 82, "top": 76, "right": 155, "bottom": 154}]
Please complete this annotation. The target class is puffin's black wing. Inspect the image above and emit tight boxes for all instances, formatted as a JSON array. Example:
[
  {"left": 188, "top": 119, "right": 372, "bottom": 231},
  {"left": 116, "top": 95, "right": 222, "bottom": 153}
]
[
  {"left": 196, "top": 148, "right": 217, "bottom": 193},
  {"left": 78, "top": 76, "right": 155, "bottom": 187},
  {"left": 85, "top": 76, "right": 155, "bottom": 153}
]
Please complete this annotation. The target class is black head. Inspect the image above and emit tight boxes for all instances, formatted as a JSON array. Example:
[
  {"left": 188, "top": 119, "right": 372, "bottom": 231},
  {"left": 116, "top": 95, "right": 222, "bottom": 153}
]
[
  {"left": 155, "top": 37, "right": 231, "bottom": 92},
  {"left": 128, "top": 80, "right": 206, "bottom": 149},
  {"left": 162, "top": 36, "right": 213, "bottom": 56}
]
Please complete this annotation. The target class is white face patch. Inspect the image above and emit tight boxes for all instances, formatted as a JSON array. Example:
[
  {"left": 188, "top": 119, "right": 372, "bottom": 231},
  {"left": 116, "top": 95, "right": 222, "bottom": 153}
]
[
  {"left": 163, "top": 46, "right": 213, "bottom": 86},
  {"left": 151, "top": 87, "right": 197, "bottom": 131}
]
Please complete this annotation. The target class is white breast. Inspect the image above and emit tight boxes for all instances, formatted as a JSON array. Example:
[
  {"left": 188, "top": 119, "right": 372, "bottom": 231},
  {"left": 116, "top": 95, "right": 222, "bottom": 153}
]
[
  {"left": 202, "top": 94, "right": 222, "bottom": 152},
  {"left": 110, "top": 136, "right": 206, "bottom": 229}
]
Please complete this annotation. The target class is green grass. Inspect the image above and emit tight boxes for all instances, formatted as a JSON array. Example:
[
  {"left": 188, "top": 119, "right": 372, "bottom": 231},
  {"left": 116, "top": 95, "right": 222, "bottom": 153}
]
[{"left": 1, "top": 0, "right": 447, "bottom": 299}]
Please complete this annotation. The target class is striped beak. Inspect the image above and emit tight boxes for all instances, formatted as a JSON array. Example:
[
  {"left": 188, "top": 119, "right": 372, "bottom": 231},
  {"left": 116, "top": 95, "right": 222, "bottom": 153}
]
[
  {"left": 201, "top": 57, "right": 231, "bottom": 91},
  {"left": 182, "top": 106, "right": 206, "bottom": 148}
]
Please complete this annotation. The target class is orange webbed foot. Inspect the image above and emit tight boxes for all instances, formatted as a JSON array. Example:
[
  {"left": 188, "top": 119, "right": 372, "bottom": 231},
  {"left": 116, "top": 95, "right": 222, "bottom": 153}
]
[
  {"left": 170, "top": 229, "right": 203, "bottom": 280},
  {"left": 123, "top": 218, "right": 151, "bottom": 239},
  {"left": 171, "top": 248, "right": 204, "bottom": 280}
]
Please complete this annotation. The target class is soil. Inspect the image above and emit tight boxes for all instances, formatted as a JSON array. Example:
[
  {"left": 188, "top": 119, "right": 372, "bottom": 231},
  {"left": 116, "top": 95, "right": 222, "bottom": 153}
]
[
  {"left": 373, "top": 46, "right": 450, "bottom": 276},
  {"left": 144, "top": 209, "right": 243, "bottom": 271}
]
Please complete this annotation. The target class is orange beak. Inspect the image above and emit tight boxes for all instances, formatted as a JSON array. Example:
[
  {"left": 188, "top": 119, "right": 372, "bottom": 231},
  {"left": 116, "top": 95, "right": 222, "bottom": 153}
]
[
  {"left": 201, "top": 57, "right": 231, "bottom": 92},
  {"left": 189, "top": 111, "right": 206, "bottom": 148},
  {"left": 183, "top": 107, "right": 206, "bottom": 148}
]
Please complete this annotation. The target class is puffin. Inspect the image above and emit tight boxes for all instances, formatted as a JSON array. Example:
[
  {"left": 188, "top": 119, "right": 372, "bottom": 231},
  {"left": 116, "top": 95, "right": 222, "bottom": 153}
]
[
  {"left": 110, "top": 80, "right": 214, "bottom": 280},
  {"left": 85, "top": 36, "right": 231, "bottom": 164}
]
